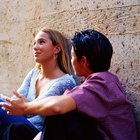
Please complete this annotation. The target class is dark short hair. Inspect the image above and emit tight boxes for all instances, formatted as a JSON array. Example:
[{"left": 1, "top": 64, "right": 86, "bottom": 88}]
[{"left": 72, "top": 29, "right": 113, "bottom": 72}]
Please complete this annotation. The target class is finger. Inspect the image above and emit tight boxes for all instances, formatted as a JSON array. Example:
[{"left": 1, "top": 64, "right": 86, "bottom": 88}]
[
  {"left": 0, "top": 94, "right": 11, "bottom": 103},
  {"left": 2, "top": 106, "right": 11, "bottom": 112},
  {"left": 13, "top": 90, "right": 23, "bottom": 98},
  {"left": 7, "top": 111, "right": 12, "bottom": 115},
  {"left": 0, "top": 102, "right": 3, "bottom": 106},
  {"left": 2, "top": 106, "right": 9, "bottom": 111},
  {"left": 1, "top": 102, "right": 11, "bottom": 109},
  {"left": 0, "top": 94, "right": 6, "bottom": 100}
]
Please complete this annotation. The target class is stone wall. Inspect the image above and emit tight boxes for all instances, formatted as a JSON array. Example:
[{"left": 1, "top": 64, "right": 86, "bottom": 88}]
[{"left": 0, "top": 0, "right": 140, "bottom": 138}]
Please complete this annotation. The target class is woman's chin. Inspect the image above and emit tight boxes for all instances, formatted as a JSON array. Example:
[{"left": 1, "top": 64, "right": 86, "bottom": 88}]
[{"left": 34, "top": 58, "right": 40, "bottom": 63}]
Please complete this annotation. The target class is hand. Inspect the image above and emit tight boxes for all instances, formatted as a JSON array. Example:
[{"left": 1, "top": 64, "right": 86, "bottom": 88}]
[
  {"left": 0, "top": 90, "right": 28, "bottom": 116},
  {"left": 33, "top": 132, "right": 42, "bottom": 140}
]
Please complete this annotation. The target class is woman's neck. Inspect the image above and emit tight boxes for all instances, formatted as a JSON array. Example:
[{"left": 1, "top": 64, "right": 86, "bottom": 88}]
[{"left": 40, "top": 64, "right": 65, "bottom": 80}]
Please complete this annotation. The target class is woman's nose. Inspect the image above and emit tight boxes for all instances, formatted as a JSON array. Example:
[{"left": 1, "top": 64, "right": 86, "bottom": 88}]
[{"left": 33, "top": 43, "right": 39, "bottom": 50}]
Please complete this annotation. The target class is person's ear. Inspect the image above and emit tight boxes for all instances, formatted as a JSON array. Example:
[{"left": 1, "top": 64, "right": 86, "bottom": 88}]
[
  {"left": 53, "top": 45, "right": 61, "bottom": 54},
  {"left": 81, "top": 56, "right": 89, "bottom": 67}
]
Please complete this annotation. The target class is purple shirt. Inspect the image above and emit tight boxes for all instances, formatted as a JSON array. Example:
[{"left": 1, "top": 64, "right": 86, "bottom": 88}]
[{"left": 64, "top": 71, "right": 137, "bottom": 140}]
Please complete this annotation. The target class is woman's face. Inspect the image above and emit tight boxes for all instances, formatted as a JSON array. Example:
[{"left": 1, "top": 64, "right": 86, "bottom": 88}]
[{"left": 33, "top": 31, "right": 58, "bottom": 63}]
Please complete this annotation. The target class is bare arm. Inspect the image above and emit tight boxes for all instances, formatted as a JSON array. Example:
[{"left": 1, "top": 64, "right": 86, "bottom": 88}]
[
  {"left": 0, "top": 91, "right": 76, "bottom": 116},
  {"left": 33, "top": 132, "right": 41, "bottom": 140}
]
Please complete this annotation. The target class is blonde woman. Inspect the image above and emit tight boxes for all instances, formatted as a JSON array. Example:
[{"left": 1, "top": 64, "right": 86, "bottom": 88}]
[{"left": 0, "top": 28, "right": 76, "bottom": 139}]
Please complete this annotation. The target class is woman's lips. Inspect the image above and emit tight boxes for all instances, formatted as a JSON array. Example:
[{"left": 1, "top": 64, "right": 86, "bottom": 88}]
[{"left": 34, "top": 52, "right": 40, "bottom": 57}]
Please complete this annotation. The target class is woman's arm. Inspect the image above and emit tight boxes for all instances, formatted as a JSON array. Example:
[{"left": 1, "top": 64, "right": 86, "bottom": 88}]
[
  {"left": 13, "top": 69, "right": 35, "bottom": 98},
  {"left": 0, "top": 90, "right": 76, "bottom": 116}
]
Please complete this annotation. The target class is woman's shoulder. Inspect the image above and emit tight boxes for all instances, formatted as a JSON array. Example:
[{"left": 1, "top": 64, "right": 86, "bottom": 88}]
[
  {"left": 52, "top": 74, "right": 77, "bottom": 87},
  {"left": 29, "top": 68, "right": 40, "bottom": 76},
  {"left": 22, "top": 68, "right": 40, "bottom": 81},
  {"left": 58, "top": 74, "right": 76, "bottom": 83}
]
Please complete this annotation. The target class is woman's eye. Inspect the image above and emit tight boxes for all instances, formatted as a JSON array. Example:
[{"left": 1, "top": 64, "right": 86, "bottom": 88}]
[{"left": 40, "top": 40, "right": 45, "bottom": 44}]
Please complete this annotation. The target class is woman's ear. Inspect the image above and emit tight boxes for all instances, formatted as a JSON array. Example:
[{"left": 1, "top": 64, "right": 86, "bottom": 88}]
[{"left": 53, "top": 45, "right": 61, "bottom": 54}]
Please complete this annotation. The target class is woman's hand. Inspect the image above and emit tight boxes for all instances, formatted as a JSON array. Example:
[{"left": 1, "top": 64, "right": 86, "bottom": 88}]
[
  {"left": 0, "top": 90, "right": 28, "bottom": 116},
  {"left": 33, "top": 132, "right": 42, "bottom": 140}
]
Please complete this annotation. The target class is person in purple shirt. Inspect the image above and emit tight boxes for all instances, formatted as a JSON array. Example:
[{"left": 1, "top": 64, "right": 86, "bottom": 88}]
[{"left": 1, "top": 29, "right": 137, "bottom": 140}]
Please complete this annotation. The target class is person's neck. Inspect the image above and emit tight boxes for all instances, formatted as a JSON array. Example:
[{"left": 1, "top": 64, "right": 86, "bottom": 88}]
[
  {"left": 40, "top": 64, "right": 65, "bottom": 80},
  {"left": 83, "top": 69, "right": 93, "bottom": 79}
]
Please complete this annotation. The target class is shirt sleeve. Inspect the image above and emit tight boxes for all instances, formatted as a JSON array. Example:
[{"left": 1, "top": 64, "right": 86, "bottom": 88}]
[
  {"left": 17, "top": 69, "right": 34, "bottom": 98},
  {"left": 64, "top": 82, "right": 109, "bottom": 119}
]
